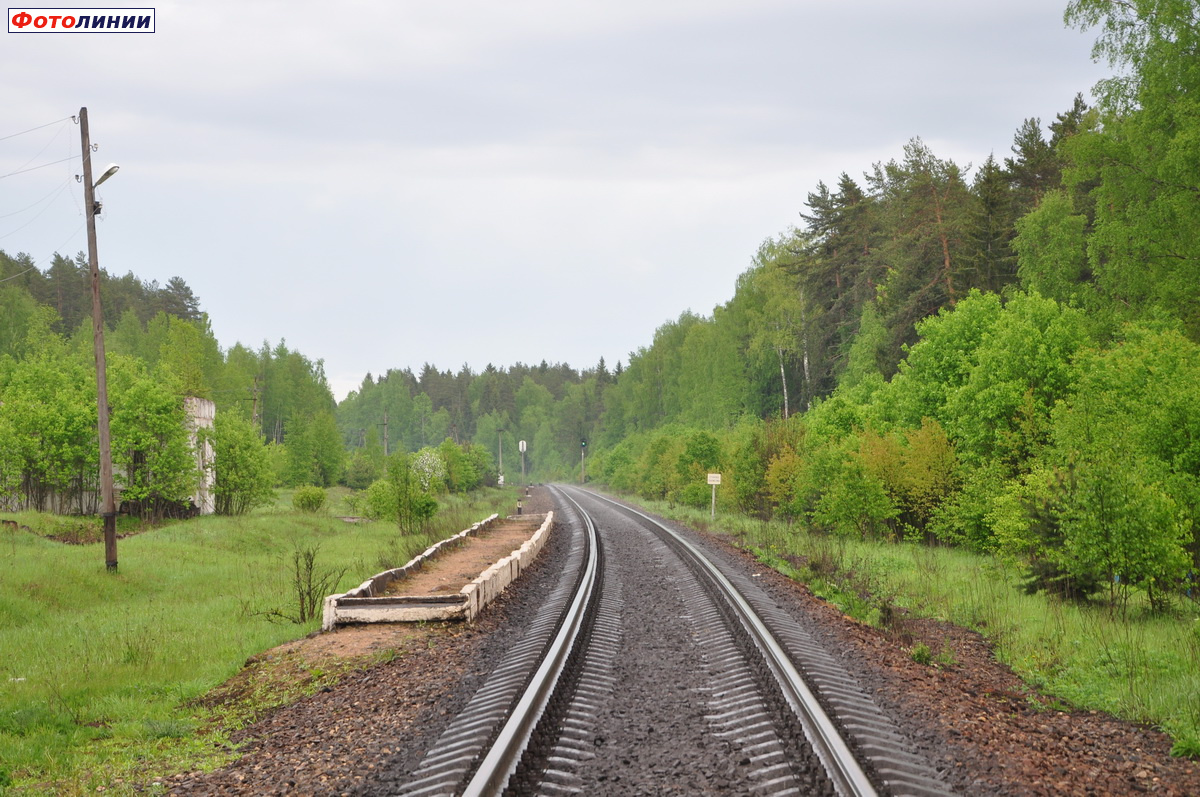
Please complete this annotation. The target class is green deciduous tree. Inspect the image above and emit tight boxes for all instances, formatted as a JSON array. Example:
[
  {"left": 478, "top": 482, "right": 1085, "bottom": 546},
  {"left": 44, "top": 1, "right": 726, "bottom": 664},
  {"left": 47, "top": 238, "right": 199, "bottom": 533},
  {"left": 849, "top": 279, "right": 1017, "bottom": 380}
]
[
  {"left": 108, "top": 356, "right": 197, "bottom": 519},
  {"left": 1052, "top": 324, "right": 1200, "bottom": 578},
  {"left": 365, "top": 452, "right": 438, "bottom": 534},
  {"left": 944, "top": 292, "right": 1090, "bottom": 467},
  {"left": 437, "top": 437, "right": 481, "bottom": 493},
  {"left": 209, "top": 412, "right": 275, "bottom": 515},
  {"left": 283, "top": 411, "right": 343, "bottom": 487},
  {"left": 886, "top": 289, "right": 1004, "bottom": 428},
  {"left": 675, "top": 430, "right": 722, "bottom": 507},
  {"left": 156, "top": 315, "right": 222, "bottom": 399},
  {"left": 0, "top": 286, "right": 55, "bottom": 362},
  {"left": 809, "top": 438, "right": 897, "bottom": 540},
  {"left": 0, "top": 347, "right": 97, "bottom": 512},
  {"left": 1064, "top": 0, "right": 1200, "bottom": 336},
  {"left": 745, "top": 236, "right": 812, "bottom": 416},
  {"left": 1058, "top": 447, "right": 1189, "bottom": 610},
  {"left": 1013, "top": 190, "right": 1091, "bottom": 304}
]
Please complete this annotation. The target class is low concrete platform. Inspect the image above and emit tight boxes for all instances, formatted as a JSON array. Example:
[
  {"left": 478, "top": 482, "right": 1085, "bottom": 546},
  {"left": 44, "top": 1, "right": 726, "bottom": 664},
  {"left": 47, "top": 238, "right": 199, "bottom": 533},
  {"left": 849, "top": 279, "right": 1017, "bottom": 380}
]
[{"left": 321, "top": 512, "right": 554, "bottom": 630}]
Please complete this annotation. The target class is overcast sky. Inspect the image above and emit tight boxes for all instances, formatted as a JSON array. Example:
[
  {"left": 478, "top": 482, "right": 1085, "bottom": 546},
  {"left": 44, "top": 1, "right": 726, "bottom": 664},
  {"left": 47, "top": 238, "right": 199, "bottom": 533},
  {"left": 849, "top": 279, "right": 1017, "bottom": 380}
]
[{"left": 2, "top": 1, "right": 1110, "bottom": 400}]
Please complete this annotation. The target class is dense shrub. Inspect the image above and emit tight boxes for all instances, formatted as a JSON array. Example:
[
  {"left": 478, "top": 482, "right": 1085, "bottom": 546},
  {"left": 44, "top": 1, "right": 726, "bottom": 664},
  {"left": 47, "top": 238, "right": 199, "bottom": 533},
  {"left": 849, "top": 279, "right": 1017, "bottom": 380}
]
[{"left": 292, "top": 485, "right": 326, "bottom": 513}]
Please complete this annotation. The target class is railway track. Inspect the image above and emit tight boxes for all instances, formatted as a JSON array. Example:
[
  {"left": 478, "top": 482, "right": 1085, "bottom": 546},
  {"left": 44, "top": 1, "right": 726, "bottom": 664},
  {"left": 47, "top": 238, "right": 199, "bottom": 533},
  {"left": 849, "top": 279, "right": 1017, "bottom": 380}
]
[{"left": 397, "top": 486, "right": 954, "bottom": 796}]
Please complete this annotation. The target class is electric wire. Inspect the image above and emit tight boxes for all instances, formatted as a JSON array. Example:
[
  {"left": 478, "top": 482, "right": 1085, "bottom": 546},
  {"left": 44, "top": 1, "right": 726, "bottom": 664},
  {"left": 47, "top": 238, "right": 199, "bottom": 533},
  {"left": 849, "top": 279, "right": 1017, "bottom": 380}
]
[
  {"left": 2, "top": 117, "right": 72, "bottom": 179},
  {"left": 0, "top": 178, "right": 72, "bottom": 220},
  {"left": 0, "top": 180, "right": 73, "bottom": 241},
  {"left": 0, "top": 117, "right": 88, "bottom": 284},
  {"left": 0, "top": 116, "right": 72, "bottom": 144},
  {"left": 0, "top": 155, "right": 79, "bottom": 182},
  {"left": 0, "top": 263, "right": 39, "bottom": 284},
  {"left": 0, "top": 222, "right": 85, "bottom": 283}
]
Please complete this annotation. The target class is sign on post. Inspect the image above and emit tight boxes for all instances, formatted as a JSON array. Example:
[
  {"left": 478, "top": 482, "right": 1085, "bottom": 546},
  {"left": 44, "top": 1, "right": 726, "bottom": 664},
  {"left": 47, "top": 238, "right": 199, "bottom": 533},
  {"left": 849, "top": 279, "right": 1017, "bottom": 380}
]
[{"left": 707, "top": 473, "right": 721, "bottom": 519}]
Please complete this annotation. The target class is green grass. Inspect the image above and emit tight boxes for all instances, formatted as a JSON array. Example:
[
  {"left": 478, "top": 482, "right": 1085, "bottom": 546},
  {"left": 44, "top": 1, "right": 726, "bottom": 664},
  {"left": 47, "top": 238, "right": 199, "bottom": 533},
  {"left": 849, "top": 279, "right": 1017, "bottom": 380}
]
[
  {"left": 0, "top": 511, "right": 142, "bottom": 545},
  {"left": 632, "top": 497, "right": 1200, "bottom": 758},
  {"left": 0, "top": 486, "right": 519, "bottom": 794}
]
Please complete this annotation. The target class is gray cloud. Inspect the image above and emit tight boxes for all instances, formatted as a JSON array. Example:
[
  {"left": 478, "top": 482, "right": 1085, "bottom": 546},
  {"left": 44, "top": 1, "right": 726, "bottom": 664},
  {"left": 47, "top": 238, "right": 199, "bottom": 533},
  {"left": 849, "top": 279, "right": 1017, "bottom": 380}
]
[{"left": 1, "top": 0, "right": 1110, "bottom": 398}]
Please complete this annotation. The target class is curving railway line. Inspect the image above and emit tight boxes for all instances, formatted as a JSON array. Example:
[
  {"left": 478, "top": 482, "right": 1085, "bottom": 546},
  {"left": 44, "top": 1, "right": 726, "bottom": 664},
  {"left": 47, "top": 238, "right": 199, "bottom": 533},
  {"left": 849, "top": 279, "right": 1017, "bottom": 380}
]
[{"left": 395, "top": 486, "right": 955, "bottom": 796}]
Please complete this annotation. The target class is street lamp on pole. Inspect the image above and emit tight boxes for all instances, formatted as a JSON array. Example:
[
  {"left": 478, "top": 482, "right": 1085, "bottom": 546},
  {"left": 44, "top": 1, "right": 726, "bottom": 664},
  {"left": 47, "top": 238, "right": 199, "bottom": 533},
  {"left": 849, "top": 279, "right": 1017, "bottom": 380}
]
[
  {"left": 94, "top": 163, "right": 119, "bottom": 188},
  {"left": 78, "top": 107, "right": 119, "bottom": 572}
]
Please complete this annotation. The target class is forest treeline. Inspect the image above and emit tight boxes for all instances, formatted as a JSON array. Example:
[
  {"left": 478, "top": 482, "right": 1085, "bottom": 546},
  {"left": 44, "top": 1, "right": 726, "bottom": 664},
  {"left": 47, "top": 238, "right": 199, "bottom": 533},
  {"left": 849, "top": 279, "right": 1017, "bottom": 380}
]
[{"left": 1, "top": 1, "right": 1195, "bottom": 601}]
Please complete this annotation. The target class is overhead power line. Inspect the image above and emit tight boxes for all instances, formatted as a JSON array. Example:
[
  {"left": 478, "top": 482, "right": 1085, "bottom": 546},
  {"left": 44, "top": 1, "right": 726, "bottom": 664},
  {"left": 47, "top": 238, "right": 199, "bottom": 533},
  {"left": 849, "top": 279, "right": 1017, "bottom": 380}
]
[
  {"left": 0, "top": 263, "right": 39, "bottom": 284},
  {"left": 0, "top": 178, "right": 71, "bottom": 219},
  {"left": 0, "top": 155, "right": 79, "bottom": 182},
  {"left": 0, "top": 116, "right": 72, "bottom": 144},
  {"left": 0, "top": 222, "right": 85, "bottom": 283},
  {"left": 0, "top": 184, "right": 72, "bottom": 241}
]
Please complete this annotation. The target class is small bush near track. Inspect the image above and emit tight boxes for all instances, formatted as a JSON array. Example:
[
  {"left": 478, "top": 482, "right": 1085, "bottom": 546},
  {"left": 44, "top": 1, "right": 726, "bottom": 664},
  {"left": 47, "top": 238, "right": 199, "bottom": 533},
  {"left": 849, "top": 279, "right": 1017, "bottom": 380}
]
[{"left": 293, "top": 485, "right": 327, "bottom": 513}]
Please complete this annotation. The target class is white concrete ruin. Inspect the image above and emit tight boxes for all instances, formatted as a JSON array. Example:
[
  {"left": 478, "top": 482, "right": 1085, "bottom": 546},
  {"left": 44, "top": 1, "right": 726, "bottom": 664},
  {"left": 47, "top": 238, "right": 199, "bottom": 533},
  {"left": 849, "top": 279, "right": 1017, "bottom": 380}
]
[{"left": 184, "top": 396, "right": 215, "bottom": 515}]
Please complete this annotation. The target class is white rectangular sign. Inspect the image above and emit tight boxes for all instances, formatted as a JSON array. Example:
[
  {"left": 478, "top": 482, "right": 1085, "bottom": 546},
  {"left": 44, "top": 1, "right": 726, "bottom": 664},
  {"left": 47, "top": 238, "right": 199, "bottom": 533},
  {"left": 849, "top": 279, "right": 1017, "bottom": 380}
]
[{"left": 707, "top": 473, "right": 721, "bottom": 485}]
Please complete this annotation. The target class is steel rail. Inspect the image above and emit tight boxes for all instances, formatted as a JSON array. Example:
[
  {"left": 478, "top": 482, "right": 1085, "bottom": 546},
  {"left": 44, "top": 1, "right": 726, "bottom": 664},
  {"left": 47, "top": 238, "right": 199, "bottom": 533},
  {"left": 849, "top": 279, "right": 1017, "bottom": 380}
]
[
  {"left": 574, "top": 487, "right": 878, "bottom": 797},
  {"left": 459, "top": 486, "right": 600, "bottom": 797}
]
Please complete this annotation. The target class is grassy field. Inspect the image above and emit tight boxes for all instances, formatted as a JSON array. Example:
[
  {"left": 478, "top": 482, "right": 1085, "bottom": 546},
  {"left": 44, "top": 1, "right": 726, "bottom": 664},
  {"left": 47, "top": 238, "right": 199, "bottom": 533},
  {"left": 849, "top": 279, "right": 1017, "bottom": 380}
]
[
  {"left": 0, "top": 486, "right": 520, "bottom": 795},
  {"left": 636, "top": 499, "right": 1200, "bottom": 758}
]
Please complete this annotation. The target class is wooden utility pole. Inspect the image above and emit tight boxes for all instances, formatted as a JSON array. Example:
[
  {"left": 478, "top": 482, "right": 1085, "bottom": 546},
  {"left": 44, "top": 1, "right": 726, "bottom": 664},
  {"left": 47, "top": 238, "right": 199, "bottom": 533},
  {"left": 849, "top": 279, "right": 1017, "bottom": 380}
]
[
  {"left": 79, "top": 107, "right": 117, "bottom": 572},
  {"left": 250, "top": 375, "right": 261, "bottom": 429}
]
